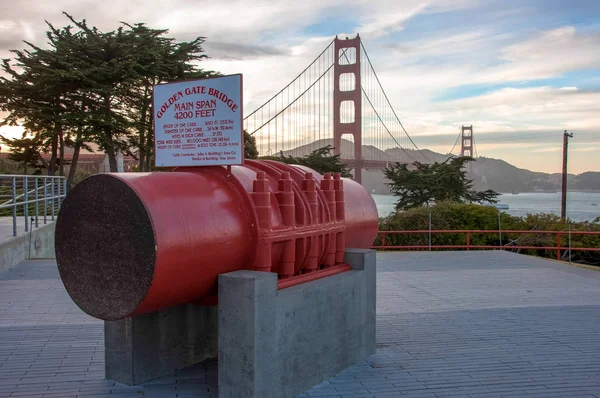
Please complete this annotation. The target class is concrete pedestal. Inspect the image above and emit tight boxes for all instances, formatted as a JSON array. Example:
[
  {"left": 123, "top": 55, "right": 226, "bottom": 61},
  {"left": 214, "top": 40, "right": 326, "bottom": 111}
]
[
  {"left": 218, "top": 248, "right": 376, "bottom": 398},
  {"left": 103, "top": 248, "right": 376, "bottom": 393},
  {"left": 104, "top": 304, "right": 218, "bottom": 385}
]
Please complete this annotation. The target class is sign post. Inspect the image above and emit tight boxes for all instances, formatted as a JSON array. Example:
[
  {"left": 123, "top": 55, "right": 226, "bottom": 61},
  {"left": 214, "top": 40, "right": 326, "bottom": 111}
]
[{"left": 153, "top": 74, "right": 243, "bottom": 167}]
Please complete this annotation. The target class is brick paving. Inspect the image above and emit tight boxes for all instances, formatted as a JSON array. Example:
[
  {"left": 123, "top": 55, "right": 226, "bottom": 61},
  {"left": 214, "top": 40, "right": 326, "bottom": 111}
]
[{"left": 1, "top": 251, "right": 599, "bottom": 397}]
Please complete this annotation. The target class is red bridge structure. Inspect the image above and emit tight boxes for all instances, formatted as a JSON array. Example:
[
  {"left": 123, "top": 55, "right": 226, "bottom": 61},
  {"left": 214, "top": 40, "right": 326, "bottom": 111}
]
[
  {"left": 243, "top": 35, "right": 431, "bottom": 184},
  {"left": 55, "top": 160, "right": 378, "bottom": 321}
]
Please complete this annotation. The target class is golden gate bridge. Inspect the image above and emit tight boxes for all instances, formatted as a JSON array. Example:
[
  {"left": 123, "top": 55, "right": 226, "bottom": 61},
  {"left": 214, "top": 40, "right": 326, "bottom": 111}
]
[{"left": 243, "top": 34, "right": 437, "bottom": 184}]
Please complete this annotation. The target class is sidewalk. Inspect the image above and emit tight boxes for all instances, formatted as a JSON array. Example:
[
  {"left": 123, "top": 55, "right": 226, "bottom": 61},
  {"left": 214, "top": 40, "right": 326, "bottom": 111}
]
[{"left": 0, "top": 251, "right": 599, "bottom": 397}]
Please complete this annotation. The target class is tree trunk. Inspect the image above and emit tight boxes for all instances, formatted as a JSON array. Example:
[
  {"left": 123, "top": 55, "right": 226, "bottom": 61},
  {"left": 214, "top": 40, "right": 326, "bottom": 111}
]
[
  {"left": 145, "top": 124, "right": 152, "bottom": 171},
  {"left": 145, "top": 150, "right": 151, "bottom": 171},
  {"left": 139, "top": 84, "right": 150, "bottom": 171},
  {"left": 67, "top": 132, "right": 82, "bottom": 191},
  {"left": 48, "top": 124, "right": 60, "bottom": 176},
  {"left": 59, "top": 131, "right": 65, "bottom": 176},
  {"left": 106, "top": 145, "right": 118, "bottom": 172},
  {"left": 67, "top": 145, "right": 80, "bottom": 191},
  {"left": 139, "top": 130, "right": 146, "bottom": 171},
  {"left": 37, "top": 153, "right": 49, "bottom": 169},
  {"left": 102, "top": 94, "right": 119, "bottom": 173}
]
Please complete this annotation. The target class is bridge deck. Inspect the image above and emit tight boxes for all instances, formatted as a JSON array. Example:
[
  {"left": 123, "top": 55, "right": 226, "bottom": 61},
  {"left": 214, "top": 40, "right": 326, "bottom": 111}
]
[{"left": 1, "top": 251, "right": 599, "bottom": 397}]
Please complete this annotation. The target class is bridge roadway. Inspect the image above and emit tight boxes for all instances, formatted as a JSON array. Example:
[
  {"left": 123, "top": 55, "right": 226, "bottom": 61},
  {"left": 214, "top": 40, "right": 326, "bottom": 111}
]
[
  {"left": 1, "top": 251, "right": 599, "bottom": 397},
  {"left": 341, "top": 159, "right": 389, "bottom": 171}
]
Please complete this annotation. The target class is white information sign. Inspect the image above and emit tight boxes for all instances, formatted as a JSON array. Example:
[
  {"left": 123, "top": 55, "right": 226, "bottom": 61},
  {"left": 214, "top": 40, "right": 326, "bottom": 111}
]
[{"left": 153, "top": 74, "right": 243, "bottom": 167}]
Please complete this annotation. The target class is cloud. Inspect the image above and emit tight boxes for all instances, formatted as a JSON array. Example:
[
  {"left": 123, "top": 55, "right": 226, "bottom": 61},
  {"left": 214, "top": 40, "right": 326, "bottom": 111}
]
[
  {"left": 363, "top": 25, "right": 600, "bottom": 113},
  {"left": 439, "top": 86, "right": 600, "bottom": 129},
  {"left": 0, "top": 19, "right": 37, "bottom": 51},
  {"left": 0, "top": 1, "right": 599, "bottom": 173},
  {"left": 573, "top": 147, "right": 599, "bottom": 153},
  {"left": 355, "top": 3, "right": 427, "bottom": 38},
  {"left": 0, "top": 0, "right": 341, "bottom": 59},
  {"left": 474, "top": 26, "right": 600, "bottom": 84},
  {"left": 532, "top": 147, "right": 562, "bottom": 153},
  {"left": 204, "top": 42, "right": 288, "bottom": 61},
  {"left": 384, "top": 30, "right": 509, "bottom": 60}
]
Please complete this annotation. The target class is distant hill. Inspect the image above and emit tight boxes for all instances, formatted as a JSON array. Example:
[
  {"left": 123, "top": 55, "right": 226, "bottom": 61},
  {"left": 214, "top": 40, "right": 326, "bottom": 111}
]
[
  {"left": 574, "top": 172, "right": 600, "bottom": 191},
  {"left": 281, "top": 139, "right": 599, "bottom": 194},
  {"left": 467, "top": 157, "right": 555, "bottom": 193},
  {"left": 280, "top": 139, "right": 447, "bottom": 164}
]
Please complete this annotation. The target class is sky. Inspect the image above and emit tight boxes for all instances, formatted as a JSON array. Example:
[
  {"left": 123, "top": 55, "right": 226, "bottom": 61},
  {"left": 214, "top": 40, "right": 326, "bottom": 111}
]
[{"left": 0, "top": 0, "right": 599, "bottom": 174}]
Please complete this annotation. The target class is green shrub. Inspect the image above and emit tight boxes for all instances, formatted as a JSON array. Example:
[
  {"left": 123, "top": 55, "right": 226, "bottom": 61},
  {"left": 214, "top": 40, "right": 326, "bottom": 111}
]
[{"left": 377, "top": 202, "right": 600, "bottom": 265}]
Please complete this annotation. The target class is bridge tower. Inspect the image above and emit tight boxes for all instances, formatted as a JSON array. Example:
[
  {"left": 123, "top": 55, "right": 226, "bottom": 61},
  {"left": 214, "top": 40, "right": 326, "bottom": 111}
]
[
  {"left": 461, "top": 125, "right": 474, "bottom": 173},
  {"left": 333, "top": 35, "right": 363, "bottom": 184},
  {"left": 460, "top": 125, "right": 473, "bottom": 157}
]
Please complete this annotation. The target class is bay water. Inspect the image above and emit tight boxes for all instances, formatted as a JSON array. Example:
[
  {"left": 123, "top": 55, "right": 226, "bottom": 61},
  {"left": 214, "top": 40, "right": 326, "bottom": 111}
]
[{"left": 372, "top": 192, "right": 600, "bottom": 222}]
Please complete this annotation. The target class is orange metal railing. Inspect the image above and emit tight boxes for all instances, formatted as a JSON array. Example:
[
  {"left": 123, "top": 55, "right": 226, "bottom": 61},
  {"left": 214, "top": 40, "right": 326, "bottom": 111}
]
[{"left": 372, "top": 230, "right": 600, "bottom": 261}]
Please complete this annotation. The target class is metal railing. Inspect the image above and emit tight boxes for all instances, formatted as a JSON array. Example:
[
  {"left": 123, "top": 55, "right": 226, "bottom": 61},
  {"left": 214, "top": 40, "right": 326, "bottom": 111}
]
[
  {"left": 373, "top": 230, "right": 600, "bottom": 262},
  {"left": 0, "top": 175, "right": 67, "bottom": 237}
]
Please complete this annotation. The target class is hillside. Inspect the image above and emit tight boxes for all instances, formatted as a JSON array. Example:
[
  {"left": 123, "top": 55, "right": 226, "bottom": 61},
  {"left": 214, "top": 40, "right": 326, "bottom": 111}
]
[
  {"left": 467, "top": 157, "right": 556, "bottom": 193},
  {"left": 282, "top": 139, "right": 599, "bottom": 194}
]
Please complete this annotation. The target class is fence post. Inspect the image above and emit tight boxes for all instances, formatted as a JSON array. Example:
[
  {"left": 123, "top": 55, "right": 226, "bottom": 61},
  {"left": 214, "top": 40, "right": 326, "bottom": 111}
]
[
  {"left": 28, "top": 218, "right": 34, "bottom": 260},
  {"left": 51, "top": 177, "right": 55, "bottom": 221},
  {"left": 57, "top": 176, "right": 61, "bottom": 209},
  {"left": 381, "top": 232, "right": 386, "bottom": 251},
  {"left": 24, "top": 176, "right": 28, "bottom": 232},
  {"left": 568, "top": 224, "right": 572, "bottom": 264},
  {"left": 498, "top": 213, "right": 502, "bottom": 249},
  {"left": 34, "top": 177, "right": 39, "bottom": 228},
  {"left": 428, "top": 213, "right": 432, "bottom": 251},
  {"left": 557, "top": 233, "right": 562, "bottom": 261},
  {"left": 466, "top": 231, "right": 471, "bottom": 251},
  {"left": 43, "top": 179, "right": 47, "bottom": 225},
  {"left": 12, "top": 177, "right": 17, "bottom": 237}
]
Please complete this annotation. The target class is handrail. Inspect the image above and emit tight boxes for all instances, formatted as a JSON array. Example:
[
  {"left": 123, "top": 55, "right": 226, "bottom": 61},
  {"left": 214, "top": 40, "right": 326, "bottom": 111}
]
[
  {"left": 0, "top": 195, "right": 66, "bottom": 208},
  {"left": 0, "top": 174, "right": 64, "bottom": 178},
  {"left": 373, "top": 230, "right": 600, "bottom": 261},
  {"left": 0, "top": 175, "right": 67, "bottom": 237},
  {"left": 0, "top": 181, "right": 55, "bottom": 208},
  {"left": 376, "top": 230, "right": 600, "bottom": 235}
]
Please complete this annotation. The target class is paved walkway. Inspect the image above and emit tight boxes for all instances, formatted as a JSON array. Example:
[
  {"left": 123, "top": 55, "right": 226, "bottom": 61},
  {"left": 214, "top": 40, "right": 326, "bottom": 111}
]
[{"left": 0, "top": 251, "right": 599, "bottom": 397}]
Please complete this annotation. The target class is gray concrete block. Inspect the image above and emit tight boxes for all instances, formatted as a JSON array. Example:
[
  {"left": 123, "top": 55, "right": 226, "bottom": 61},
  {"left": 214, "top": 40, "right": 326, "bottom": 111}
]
[
  {"left": 0, "top": 222, "right": 55, "bottom": 273},
  {"left": 345, "top": 249, "right": 376, "bottom": 358},
  {"left": 218, "top": 249, "right": 376, "bottom": 398},
  {"left": 105, "top": 303, "right": 217, "bottom": 385}
]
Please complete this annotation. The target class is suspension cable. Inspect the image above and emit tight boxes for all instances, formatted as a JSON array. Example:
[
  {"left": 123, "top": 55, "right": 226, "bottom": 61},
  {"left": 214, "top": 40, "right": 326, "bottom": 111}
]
[
  {"left": 360, "top": 42, "right": 430, "bottom": 162},
  {"left": 443, "top": 128, "right": 463, "bottom": 163},
  {"left": 244, "top": 39, "right": 335, "bottom": 120},
  {"left": 248, "top": 47, "right": 351, "bottom": 136},
  {"left": 473, "top": 130, "right": 479, "bottom": 158},
  {"left": 246, "top": 38, "right": 430, "bottom": 165},
  {"left": 338, "top": 48, "right": 416, "bottom": 163},
  {"left": 361, "top": 88, "right": 417, "bottom": 163}
]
